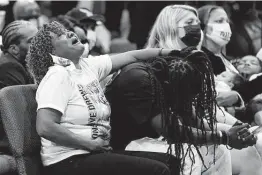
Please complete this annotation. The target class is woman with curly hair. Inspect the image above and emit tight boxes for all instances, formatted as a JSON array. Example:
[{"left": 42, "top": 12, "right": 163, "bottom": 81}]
[{"left": 26, "top": 21, "right": 177, "bottom": 175}]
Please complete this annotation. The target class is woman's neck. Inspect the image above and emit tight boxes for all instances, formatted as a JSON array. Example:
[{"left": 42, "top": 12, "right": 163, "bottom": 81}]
[
  {"left": 71, "top": 59, "right": 81, "bottom": 69},
  {"left": 73, "top": 62, "right": 81, "bottom": 69},
  {"left": 204, "top": 39, "right": 222, "bottom": 55}
]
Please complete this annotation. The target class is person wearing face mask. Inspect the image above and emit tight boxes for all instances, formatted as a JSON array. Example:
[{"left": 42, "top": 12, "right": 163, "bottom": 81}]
[
  {"left": 106, "top": 5, "right": 257, "bottom": 175},
  {"left": 199, "top": 5, "right": 262, "bottom": 112},
  {"left": 147, "top": 4, "right": 240, "bottom": 126},
  {"left": 198, "top": 5, "right": 245, "bottom": 112},
  {"left": 198, "top": 5, "right": 237, "bottom": 75},
  {"left": 146, "top": 5, "right": 202, "bottom": 50},
  {"left": 198, "top": 5, "right": 262, "bottom": 175}
]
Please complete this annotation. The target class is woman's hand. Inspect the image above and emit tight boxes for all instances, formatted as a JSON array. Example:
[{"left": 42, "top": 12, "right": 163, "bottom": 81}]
[
  {"left": 85, "top": 138, "right": 112, "bottom": 152},
  {"left": 216, "top": 91, "right": 239, "bottom": 107},
  {"left": 227, "top": 123, "right": 257, "bottom": 149}
]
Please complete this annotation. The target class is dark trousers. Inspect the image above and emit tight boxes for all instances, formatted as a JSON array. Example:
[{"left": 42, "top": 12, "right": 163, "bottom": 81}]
[{"left": 44, "top": 151, "right": 180, "bottom": 175}]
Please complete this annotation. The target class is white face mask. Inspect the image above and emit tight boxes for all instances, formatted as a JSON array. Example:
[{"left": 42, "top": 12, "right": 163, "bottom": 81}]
[{"left": 206, "top": 23, "right": 232, "bottom": 46}]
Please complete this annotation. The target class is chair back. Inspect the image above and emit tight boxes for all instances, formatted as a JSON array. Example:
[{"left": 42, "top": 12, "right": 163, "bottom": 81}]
[{"left": 0, "top": 84, "right": 42, "bottom": 175}]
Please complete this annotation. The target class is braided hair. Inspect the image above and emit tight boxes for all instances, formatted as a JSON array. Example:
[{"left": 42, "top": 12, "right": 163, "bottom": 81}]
[
  {"left": 25, "top": 21, "right": 67, "bottom": 84},
  {"left": 146, "top": 47, "right": 217, "bottom": 173},
  {"left": 0, "top": 20, "right": 32, "bottom": 53}
]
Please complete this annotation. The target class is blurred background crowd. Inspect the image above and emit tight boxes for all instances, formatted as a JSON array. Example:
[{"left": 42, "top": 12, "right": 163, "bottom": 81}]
[{"left": 0, "top": 0, "right": 262, "bottom": 58}]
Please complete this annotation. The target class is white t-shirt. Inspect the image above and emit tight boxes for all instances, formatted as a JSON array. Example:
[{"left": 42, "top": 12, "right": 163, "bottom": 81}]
[{"left": 36, "top": 55, "right": 112, "bottom": 166}]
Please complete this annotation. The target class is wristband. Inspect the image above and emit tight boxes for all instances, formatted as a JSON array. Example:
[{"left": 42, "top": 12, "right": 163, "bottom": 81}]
[
  {"left": 159, "top": 48, "right": 164, "bottom": 56},
  {"left": 221, "top": 130, "right": 229, "bottom": 145}
]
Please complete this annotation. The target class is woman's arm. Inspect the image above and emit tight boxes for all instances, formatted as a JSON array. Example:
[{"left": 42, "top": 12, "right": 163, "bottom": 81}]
[
  {"left": 110, "top": 48, "right": 172, "bottom": 73},
  {"left": 190, "top": 106, "right": 233, "bottom": 131},
  {"left": 188, "top": 115, "right": 232, "bottom": 132},
  {"left": 37, "top": 108, "right": 111, "bottom": 151},
  {"left": 150, "top": 113, "right": 256, "bottom": 149}
]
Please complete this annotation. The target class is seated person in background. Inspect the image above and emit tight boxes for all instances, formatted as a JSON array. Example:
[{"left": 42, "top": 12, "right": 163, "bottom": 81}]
[
  {"left": 216, "top": 55, "right": 262, "bottom": 117},
  {"left": 0, "top": 20, "right": 38, "bottom": 175},
  {"left": 231, "top": 55, "right": 262, "bottom": 125},
  {"left": 216, "top": 71, "right": 245, "bottom": 92},
  {"left": 215, "top": 70, "right": 245, "bottom": 121},
  {"left": 237, "top": 55, "right": 262, "bottom": 81},
  {"left": 0, "top": 20, "right": 37, "bottom": 88},
  {"left": 234, "top": 55, "right": 262, "bottom": 103}
]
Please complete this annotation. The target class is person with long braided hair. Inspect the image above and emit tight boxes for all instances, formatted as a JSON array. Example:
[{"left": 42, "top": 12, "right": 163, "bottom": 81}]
[
  {"left": 106, "top": 4, "right": 257, "bottom": 175},
  {"left": 107, "top": 46, "right": 256, "bottom": 175}
]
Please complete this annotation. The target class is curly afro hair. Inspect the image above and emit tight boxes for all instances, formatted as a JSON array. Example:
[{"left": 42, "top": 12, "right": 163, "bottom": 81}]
[{"left": 26, "top": 21, "right": 67, "bottom": 84}]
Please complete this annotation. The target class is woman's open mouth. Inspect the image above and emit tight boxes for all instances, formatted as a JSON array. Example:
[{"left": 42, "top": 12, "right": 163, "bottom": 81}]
[{"left": 72, "top": 37, "right": 80, "bottom": 45}]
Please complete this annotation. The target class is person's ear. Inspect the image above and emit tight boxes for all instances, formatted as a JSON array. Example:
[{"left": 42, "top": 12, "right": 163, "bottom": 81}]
[{"left": 8, "top": 44, "right": 20, "bottom": 55}]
